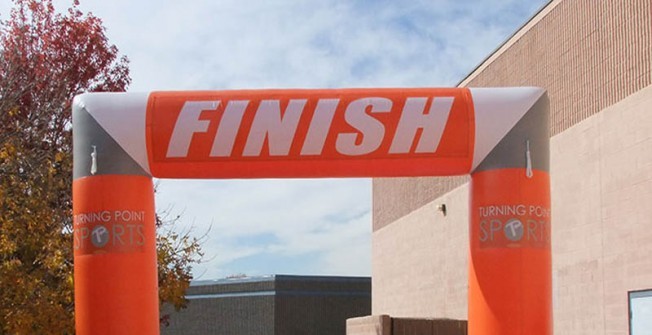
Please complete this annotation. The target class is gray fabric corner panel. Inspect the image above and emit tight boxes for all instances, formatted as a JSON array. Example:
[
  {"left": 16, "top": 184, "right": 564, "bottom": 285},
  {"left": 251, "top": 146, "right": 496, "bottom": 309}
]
[
  {"left": 72, "top": 105, "right": 149, "bottom": 179},
  {"left": 473, "top": 93, "right": 550, "bottom": 173}
]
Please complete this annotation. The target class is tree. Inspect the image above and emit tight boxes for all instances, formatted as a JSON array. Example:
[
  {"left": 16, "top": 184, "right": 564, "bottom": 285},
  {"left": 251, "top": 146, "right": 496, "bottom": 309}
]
[
  {"left": 0, "top": 1, "right": 202, "bottom": 333},
  {"left": 155, "top": 206, "right": 206, "bottom": 328}
]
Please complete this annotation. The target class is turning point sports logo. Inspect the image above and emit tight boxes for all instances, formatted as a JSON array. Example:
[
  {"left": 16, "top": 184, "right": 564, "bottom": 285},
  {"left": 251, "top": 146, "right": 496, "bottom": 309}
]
[
  {"left": 91, "top": 225, "right": 110, "bottom": 248},
  {"left": 73, "top": 210, "right": 146, "bottom": 255},
  {"left": 503, "top": 218, "right": 524, "bottom": 241},
  {"left": 478, "top": 204, "right": 550, "bottom": 248}
]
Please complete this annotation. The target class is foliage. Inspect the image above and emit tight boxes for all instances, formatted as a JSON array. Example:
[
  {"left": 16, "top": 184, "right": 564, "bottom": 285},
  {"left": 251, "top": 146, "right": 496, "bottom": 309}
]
[
  {"left": 0, "top": 1, "right": 202, "bottom": 333},
  {"left": 156, "top": 207, "right": 205, "bottom": 327}
]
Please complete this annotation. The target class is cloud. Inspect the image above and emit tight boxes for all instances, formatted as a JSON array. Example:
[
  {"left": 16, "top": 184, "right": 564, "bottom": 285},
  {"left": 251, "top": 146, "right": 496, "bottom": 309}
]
[
  {"left": 155, "top": 178, "right": 371, "bottom": 278},
  {"left": 93, "top": 0, "right": 546, "bottom": 279},
  {"left": 0, "top": 0, "right": 548, "bottom": 279},
  {"left": 66, "top": 0, "right": 547, "bottom": 90}
]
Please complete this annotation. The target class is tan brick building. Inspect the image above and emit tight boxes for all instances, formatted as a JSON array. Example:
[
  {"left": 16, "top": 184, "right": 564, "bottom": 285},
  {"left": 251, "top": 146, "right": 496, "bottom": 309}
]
[{"left": 368, "top": 1, "right": 652, "bottom": 334}]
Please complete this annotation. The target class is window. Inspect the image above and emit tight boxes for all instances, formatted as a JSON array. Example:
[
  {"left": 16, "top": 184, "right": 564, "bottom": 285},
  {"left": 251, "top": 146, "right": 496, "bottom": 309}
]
[{"left": 630, "top": 290, "right": 652, "bottom": 335}]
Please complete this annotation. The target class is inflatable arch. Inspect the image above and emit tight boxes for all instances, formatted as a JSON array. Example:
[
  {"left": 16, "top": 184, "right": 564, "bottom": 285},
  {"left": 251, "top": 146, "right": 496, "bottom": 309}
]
[{"left": 72, "top": 87, "right": 551, "bottom": 335}]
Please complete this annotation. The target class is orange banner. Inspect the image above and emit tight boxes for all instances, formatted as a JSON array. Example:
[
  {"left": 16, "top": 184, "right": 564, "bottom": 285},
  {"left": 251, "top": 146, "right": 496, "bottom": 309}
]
[
  {"left": 73, "top": 175, "right": 159, "bottom": 335},
  {"left": 146, "top": 88, "right": 474, "bottom": 178},
  {"left": 469, "top": 168, "right": 552, "bottom": 335}
]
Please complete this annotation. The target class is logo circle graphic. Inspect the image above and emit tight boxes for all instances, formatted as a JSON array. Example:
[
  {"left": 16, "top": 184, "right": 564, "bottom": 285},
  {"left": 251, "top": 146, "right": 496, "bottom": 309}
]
[
  {"left": 91, "top": 225, "right": 109, "bottom": 248},
  {"left": 503, "top": 218, "right": 524, "bottom": 242}
]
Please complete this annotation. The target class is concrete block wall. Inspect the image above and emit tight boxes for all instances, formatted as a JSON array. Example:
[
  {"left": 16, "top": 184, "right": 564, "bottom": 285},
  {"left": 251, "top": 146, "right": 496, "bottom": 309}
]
[
  {"left": 373, "top": 0, "right": 652, "bottom": 230},
  {"left": 372, "top": 185, "right": 468, "bottom": 318},
  {"left": 550, "top": 84, "right": 652, "bottom": 334},
  {"left": 371, "top": 1, "right": 652, "bottom": 334},
  {"left": 371, "top": 84, "right": 652, "bottom": 334}
]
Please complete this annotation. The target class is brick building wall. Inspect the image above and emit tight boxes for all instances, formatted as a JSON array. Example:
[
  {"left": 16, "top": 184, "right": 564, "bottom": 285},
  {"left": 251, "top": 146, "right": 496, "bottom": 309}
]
[
  {"left": 275, "top": 276, "right": 372, "bottom": 335},
  {"left": 162, "top": 275, "right": 371, "bottom": 335},
  {"left": 371, "top": 1, "right": 652, "bottom": 334},
  {"left": 373, "top": 0, "right": 651, "bottom": 230}
]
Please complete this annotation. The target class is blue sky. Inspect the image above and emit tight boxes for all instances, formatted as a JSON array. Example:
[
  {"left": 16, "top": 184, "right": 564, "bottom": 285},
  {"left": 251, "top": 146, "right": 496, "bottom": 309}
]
[{"left": 2, "top": 0, "right": 549, "bottom": 279}]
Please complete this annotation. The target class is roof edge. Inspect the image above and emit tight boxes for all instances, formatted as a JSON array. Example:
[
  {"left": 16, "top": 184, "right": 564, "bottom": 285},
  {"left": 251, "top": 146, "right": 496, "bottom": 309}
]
[{"left": 457, "top": 0, "right": 558, "bottom": 87}]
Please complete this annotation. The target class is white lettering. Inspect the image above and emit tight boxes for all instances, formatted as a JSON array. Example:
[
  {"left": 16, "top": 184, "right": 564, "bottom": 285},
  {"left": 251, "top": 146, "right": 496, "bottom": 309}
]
[
  {"left": 479, "top": 220, "right": 489, "bottom": 242},
  {"left": 243, "top": 99, "right": 306, "bottom": 156},
  {"left": 478, "top": 205, "right": 527, "bottom": 218},
  {"left": 163, "top": 96, "right": 459, "bottom": 159},
  {"left": 529, "top": 205, "right": 551, "bottom": 218},
  {"left": 489, "top": 219, "right": 501, "bottom": 239},
  {"left": 300, "top": 99, "right": 339, "bottom": 155},
  {"left": 166, "top": 101, "right": 219, "bottom": 157},
  {"left": 114, "top": 210, "right": 145, "bottom": 222},
  {"left": 389, "top": 97, "right": 454, "bottom": 154},
  {"left": 210, "top": 100, "right": 248, "bottom": 157},
  {"left": 113, "top": 225, "right": 125, "bottom": 245},
  {"left": 74, "top": 211, "right": 111, "bottom": 225},
  {"left": 336, "top": 97, "right": 391, "bottom": 156}
]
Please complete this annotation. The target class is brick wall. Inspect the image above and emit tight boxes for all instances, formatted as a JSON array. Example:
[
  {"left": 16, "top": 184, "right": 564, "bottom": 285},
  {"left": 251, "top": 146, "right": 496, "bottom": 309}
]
[
  {"left": 372, "top": 185, "right": 468, "bottom": 318},
  {"left": 163, "top": 276, "right": 371, "bottom": 335},
  {"left": 371, "top": 81, "right": 652, "bottom": 334},
  {"left": 550, "top": 84, "right": 652, "bottom": 334},
  {"left": 373, "top": 0, "right": 652, "bottom": 231},
  {"left": 371, "top": 1, "right": 652, "bottom": 333}
]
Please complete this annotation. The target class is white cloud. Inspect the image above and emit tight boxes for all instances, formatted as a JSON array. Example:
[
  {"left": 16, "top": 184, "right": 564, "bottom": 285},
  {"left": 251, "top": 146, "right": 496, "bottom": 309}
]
[
  {"left": 65, "top": 0, "right": 546, "bottom": 90},
  {"left": 155, "top": 178, "right": 371, "bottom": 278},
  {"left": 1, "top": 0, "right": 548, "bottom": 279}
]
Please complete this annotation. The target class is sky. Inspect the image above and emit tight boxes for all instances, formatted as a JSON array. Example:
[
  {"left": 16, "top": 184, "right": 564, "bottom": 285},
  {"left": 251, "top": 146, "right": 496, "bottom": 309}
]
[{"left": 2, "top": 0, "right": 549, "bottom": 280}]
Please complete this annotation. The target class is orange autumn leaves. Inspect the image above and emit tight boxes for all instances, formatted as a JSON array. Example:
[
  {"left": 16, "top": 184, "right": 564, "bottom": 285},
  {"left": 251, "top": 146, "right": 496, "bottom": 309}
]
[{"left": 0, "top": 1, "right": 202, "bottom": 333}]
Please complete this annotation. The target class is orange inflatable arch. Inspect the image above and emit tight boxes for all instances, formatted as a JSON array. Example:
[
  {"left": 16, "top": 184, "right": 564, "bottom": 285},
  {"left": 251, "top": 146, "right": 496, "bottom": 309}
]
[{"left": 72, "top": 87, "right": 551, "bottom": 335}]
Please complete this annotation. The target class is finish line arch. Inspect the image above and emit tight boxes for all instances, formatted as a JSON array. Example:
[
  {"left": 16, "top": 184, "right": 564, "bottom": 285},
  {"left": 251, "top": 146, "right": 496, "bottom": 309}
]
[{"left": 72, "top": 87, "right": 550, "bottom": 335}]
